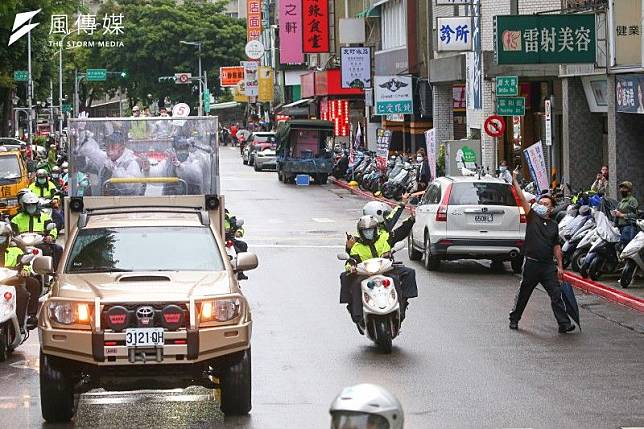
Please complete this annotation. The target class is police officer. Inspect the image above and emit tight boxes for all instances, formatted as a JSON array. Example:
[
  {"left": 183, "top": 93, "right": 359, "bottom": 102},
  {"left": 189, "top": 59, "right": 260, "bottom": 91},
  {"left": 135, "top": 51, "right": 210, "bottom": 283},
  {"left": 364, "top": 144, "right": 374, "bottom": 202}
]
[
  {"left": 509, "top": 169, "right": 574, "bottom": 333},
  {"left": 29, "top": 169, "right": 58, "bottom": 199},
  {"left": 0, "top": 223, "right": 41, "bottom": 329},
  {"left": 10, "top": 193, "right": 62, "bottom": 270},
  {"left": 330, "top": 384, "right": 404, "bottom": 429},
  {"left": 342, "top": 215, "right": 417, "bottom": 326}
]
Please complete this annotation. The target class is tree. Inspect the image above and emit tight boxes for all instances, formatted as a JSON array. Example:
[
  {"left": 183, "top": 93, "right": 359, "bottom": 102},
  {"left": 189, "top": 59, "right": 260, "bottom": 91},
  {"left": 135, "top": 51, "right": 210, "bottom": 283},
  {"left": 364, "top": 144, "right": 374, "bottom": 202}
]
[{"left": 80, "top": 0, "right": 247, "bottom": 111}]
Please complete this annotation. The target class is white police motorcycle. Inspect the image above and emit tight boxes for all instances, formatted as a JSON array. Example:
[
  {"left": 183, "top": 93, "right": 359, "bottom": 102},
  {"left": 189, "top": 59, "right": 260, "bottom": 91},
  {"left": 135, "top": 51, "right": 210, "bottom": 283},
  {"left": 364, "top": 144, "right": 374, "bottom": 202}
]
[{"left": 337, "top": 241, "right": 406, "bottom": 354}]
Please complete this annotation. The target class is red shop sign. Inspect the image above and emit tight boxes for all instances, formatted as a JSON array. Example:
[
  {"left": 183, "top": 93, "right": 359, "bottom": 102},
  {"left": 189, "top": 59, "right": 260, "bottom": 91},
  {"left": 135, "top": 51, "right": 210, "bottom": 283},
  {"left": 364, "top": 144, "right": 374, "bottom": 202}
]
[{"left": 302, "top": 0, "right": 329, "bottom": 53}]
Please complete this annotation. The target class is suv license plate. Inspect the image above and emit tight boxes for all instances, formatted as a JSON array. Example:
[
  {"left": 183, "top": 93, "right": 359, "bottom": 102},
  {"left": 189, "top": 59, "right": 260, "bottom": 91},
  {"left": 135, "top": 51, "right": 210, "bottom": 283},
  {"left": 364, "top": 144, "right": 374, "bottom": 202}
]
[
  {"left": 474, "top": 214, "right": 494, "bottom": 223},
  {"left": 125, "top": 328, "right": 164, "bottom": 347}
]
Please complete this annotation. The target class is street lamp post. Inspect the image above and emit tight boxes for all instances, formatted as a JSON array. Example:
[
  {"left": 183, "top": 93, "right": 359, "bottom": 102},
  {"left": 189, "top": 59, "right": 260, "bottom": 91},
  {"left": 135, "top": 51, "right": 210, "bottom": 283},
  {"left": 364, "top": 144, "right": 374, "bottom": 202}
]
[
  {"left": 180, "top": 40, "right": 203, "bottom": 116},
  {"left": 58, "top": 32, "right": 72, "bottom": 135},
  {"left": 27, "top": 25, "right": 33, "bottom": 145}
]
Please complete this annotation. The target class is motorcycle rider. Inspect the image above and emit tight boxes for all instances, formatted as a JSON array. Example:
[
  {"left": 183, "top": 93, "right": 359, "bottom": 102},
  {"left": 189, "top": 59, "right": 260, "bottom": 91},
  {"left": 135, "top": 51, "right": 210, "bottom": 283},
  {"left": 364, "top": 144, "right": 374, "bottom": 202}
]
[
  {"left": 612, "top": 181, "right": 640, "bottom": 248},
  {"left": 10, "top": 193, "right": 62, "bottom": 270},
  {"left": 224, "top": 209, "right": 249, "bottom": 280},
  {"left": 330, "top": 384, "right": 404, "bottom": 429},
  {"left": 341, "top": 215, "right": 417, "bottom": 326},
  {"left": 50, "top": 165, "right": 63, "bottom": 187},
  {"left": 29, "top": 168, "right": 58, "bottom": 199},
  {"left": 0, "top": 223, "right": 41, "bottom": 330}
]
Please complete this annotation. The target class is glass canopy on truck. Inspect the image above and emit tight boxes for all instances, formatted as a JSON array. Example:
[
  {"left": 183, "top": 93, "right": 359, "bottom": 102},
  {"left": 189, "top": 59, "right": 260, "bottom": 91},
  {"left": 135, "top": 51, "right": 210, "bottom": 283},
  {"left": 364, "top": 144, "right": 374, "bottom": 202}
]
[{"left": 67, "top": 117, "right": 219, "bottom": 197}]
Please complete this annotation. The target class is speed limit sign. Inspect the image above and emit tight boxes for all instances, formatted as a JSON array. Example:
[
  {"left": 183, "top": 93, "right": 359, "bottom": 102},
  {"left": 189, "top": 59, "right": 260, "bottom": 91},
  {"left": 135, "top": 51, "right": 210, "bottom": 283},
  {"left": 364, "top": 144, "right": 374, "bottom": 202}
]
[{"left": 172, "top": 103, "right": 190, "bottom": 117}]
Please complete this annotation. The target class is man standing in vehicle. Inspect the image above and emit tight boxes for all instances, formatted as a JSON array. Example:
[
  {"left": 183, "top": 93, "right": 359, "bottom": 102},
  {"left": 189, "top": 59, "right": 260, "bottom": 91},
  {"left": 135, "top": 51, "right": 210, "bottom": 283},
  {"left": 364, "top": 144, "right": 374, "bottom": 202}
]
[{"left": 509, "top": 170, "right": 574, "bottom": 333}]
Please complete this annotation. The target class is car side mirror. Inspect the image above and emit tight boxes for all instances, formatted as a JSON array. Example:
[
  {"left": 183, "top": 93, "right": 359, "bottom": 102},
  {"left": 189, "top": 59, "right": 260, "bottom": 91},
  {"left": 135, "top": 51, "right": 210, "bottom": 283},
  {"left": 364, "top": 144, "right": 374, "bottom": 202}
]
[
  {"left": 32, "top": 255, "right": 53, "bottom": 275},
  {"left": 234, "top": 252, "right": 258, "bottom": 272}
]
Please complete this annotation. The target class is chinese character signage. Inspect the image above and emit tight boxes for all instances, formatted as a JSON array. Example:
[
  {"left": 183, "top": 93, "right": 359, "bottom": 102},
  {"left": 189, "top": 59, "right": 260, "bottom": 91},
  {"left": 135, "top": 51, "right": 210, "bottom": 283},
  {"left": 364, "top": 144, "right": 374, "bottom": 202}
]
[
  {"left": 279, "top": 0, "right": 304, "bottom": 64},
  {"left": 466, "top": 0, "right": 482, "bottom": 110},
  {"left": 247, "top": 0, "right": 262, "bottom": 42},
  {"left": 495, "top": 14, "right": 596, "bottom": 64},
  {"left": 220, "top": 67, "right": 245, "bottom": 87},
  {"left": 613, "top": 0, "right": 642, "bottom": 66},
  {"left": 374, "top": 75, "right": 413, "bottom": 115},
  {"left": 242, "top": 61, "right": 259, "bottom": 97},
  {"left": 340, "top": 47, "right": 371, "bottom": 89},
  {"left": 375, "top": 128, "right": 393, "bottom": 170},
  {"left": 437, "top": 17, "right": 473, "bottom": 51},
  {"left": 258, "top": 66, "right": 274, "bottom": 102},
  {"left": 616, "top": 74, "right": 644, "bottom": 113},
  {"left": 320, "top": 99, "right": 349, "bottom": 136},
  {"left": 302, "top": 0, "right": 330, "bottom": 53},
  {"left": 523, "top": 142, "right": 549, "bottom": 194},
  {"left": 233, "top": 81, "right": 248, "bottom": 103},
  {"left": 496, "top": 75, "right": 518, "bottom": 96},
  {"left": 47, "top": 12, "right": 125, "bottom": 48},
  {"left": 496, "top": 96, "right": 525, "bottom": 116}
]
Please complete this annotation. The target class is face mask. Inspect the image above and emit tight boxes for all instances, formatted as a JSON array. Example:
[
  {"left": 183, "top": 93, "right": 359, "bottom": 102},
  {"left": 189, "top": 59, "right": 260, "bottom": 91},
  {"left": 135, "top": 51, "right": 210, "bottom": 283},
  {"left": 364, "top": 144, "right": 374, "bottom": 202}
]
[
  {"left": 362, "top": 228, "right": 376, "bottom": 241},
  {"left": 499, "top": 166, "right": 507, "bottom": 172},
  {"left": 26, "top": 205, "right": 37, "bottom": 215},
  {"left": 532, "top": 203, "right": 550, "bottom": 218},
  {"left": 37, "top": 177, "right": 46, "bottom": 185},
  {"left": 176, "top": 151, "right": 189, "bottom": 162},
  {"left": 620, "top": 190, "right": 629, "bottom": 198},
  {"left": 416, "top": 156, "right": 423, "bottom": 162}
]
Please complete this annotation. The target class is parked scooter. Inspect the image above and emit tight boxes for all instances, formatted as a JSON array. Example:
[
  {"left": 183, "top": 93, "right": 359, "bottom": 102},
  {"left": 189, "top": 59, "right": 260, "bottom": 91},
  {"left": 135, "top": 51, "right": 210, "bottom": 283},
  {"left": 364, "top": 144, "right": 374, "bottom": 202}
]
[
  {"left": 337, "top": 241, "right": 407, "bottom": 354},
  {"left": 619, "top": 219, "right": 644, "bottom": 288},
  {"left": 569, "top": 217, "right": 599, "bottom": 272},
  {"left": 580, "top": 210, "right": 621, "bottom": 280},
  {"left": 0, "top": 252, "right": 37, "bottom": 361}
]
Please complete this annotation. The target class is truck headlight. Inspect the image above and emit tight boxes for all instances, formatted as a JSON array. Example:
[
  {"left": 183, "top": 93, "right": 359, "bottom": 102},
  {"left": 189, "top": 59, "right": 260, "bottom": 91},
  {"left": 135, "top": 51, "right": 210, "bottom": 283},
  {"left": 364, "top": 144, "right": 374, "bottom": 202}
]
[
  {"left": 198, "top": 298, "right": 241, "bottom": 323},
  {"left": 48, "top": 301, "right": 92, "bottom": 326}
]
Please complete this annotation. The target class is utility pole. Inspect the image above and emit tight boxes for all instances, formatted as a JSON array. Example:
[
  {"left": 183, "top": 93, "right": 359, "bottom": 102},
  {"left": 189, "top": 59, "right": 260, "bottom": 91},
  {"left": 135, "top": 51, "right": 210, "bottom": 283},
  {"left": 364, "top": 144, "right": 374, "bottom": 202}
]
[
  {"left": 27, "top": 27, "right": 33, "bottom": 145},
  {"left": 180, "top": 40, "right": 204, "bottom": 116}
]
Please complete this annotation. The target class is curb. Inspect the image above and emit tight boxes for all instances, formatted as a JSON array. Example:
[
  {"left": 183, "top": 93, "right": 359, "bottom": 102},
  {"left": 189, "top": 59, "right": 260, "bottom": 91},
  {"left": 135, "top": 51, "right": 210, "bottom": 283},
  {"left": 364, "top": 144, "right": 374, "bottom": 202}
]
[
  {"left": 329, "top": 177, "right": 416, "bottom": 215},
  {"left": 563, "top": 272, "right": 644, "bottom": 313},
  {"left": 330, "top": 177, "right": 644, "bottom": 314}
]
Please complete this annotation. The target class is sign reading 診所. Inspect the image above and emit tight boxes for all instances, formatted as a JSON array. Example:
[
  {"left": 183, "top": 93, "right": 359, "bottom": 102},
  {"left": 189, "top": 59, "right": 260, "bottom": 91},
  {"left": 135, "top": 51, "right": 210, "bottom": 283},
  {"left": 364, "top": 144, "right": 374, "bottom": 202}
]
[
  {"left": 374, "top": 76, "right": 413, "bottom": 115},
  {"left": 495, "top": 14, "right": 596, "bottom": 64}
]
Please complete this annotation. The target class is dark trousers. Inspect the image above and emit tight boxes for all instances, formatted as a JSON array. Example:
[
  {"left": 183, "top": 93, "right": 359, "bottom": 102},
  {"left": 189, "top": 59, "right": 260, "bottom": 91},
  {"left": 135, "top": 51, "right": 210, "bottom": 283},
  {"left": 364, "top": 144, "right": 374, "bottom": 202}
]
[
  {"left": 509, "top": 260, "right": 571, "bottom": 327},
  {"left": 5, "top": 276, "right": 41, "bottom": 328},
  {"left": 619, "top": 225, "right": 637, "bottom": 249}
]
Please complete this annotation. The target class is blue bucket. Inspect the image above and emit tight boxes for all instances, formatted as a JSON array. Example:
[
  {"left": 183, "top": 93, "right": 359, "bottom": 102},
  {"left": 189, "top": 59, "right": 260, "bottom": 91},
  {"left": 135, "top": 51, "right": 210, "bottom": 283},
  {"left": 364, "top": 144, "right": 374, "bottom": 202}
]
[{"left": 295, "top": 175, "right": 310, "bottom": 186}]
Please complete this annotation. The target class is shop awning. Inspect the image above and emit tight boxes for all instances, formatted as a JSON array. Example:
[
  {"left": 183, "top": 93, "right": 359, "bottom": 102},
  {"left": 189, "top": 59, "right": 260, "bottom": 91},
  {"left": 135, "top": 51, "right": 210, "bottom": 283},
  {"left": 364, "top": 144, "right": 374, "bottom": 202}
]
[
  {"left": 357, "top": 0, "right": 388, "bottom": 17},
  {"left": 211, "top": 101, "right": 240, "bottom": 110}
]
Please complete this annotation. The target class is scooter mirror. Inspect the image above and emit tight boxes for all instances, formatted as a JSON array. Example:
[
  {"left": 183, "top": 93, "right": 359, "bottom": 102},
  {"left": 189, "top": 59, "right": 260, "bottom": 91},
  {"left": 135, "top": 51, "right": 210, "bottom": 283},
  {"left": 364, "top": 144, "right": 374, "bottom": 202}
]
[{"left": 337, "top": 253, "right": 350, "bottom": 261}]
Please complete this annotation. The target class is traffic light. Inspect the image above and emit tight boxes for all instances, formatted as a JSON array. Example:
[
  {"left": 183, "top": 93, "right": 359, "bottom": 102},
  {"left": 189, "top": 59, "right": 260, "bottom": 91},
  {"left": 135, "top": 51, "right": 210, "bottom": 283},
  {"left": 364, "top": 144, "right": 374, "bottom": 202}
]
[{"left": 158, "top": 76, "right": 177, "bottom": 83}]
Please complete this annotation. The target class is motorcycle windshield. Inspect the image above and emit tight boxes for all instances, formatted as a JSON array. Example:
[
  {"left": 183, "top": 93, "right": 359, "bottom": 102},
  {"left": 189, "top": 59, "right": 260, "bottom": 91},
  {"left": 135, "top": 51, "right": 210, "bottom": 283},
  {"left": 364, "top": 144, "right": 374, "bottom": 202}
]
[{"left": 68, "top": 117, "right": 219, "bottom": 197}]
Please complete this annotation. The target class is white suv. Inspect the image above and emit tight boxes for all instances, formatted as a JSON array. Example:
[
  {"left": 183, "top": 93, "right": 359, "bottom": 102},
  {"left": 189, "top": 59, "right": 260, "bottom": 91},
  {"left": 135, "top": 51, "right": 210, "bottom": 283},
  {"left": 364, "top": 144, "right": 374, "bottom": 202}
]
[{"left": 408, "top": 176, "right": 526, "bottom": 272}]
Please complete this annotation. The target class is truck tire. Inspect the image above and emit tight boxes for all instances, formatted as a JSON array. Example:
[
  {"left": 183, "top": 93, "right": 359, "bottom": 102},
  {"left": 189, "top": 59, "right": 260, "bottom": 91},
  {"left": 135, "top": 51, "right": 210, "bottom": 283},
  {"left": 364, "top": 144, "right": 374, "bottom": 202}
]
[
  {"left": 316, "top": 174, "right": 328, "bottom": 185},
  {"left": 219, "top": 348, "right": 252, "bottom": 416},
  {"left": 40, "top": 353, "right": 75, "bottom": 422}
]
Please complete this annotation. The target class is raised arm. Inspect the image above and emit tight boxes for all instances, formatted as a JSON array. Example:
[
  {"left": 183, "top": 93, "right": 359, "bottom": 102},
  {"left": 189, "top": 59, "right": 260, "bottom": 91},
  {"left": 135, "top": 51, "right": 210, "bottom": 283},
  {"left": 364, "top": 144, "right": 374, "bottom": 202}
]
[{"left": 512, "top": 169, "right": 531, "bottom": 215}]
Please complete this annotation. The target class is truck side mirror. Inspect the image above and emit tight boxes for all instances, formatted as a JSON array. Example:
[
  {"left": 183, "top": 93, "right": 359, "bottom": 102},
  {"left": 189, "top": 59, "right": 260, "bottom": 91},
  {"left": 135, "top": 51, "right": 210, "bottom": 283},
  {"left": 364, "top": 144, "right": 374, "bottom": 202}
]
[{"left": 32, "top": 255, "right": 53, "bottom": 275}]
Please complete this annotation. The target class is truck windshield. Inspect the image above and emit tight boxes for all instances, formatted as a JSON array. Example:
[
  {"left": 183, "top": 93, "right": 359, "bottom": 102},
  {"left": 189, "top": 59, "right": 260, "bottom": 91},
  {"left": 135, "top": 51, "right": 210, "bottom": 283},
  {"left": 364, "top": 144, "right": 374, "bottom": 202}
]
[
  {"left": 66, "top": 226, "right": 224, "bottom": 273},
  {"left": 0, "top": 155, "right": 21, "bottom": 180}
]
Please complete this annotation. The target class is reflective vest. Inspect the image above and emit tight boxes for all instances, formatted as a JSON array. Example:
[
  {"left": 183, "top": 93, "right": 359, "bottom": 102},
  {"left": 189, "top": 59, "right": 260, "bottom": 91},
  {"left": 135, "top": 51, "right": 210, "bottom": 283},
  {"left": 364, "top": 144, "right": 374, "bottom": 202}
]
[
  {"left": 11, "top": 212, "right": 58, "bottom": 239},
  {"left": 3, "top": 246, "right": 24, "bottom": 268},
  {"left": 349, "top": 232, "right": 391, "bottom": 264},
  {"left": 29, "top": 180, "right": 57, "bottom": 198}
]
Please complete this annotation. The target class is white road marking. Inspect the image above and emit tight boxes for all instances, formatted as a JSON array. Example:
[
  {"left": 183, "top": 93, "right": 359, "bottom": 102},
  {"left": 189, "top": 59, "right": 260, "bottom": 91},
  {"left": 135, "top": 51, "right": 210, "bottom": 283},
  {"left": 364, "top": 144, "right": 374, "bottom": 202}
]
[{"left": 312, "top": 217, "right": 335, "bottom": 223}]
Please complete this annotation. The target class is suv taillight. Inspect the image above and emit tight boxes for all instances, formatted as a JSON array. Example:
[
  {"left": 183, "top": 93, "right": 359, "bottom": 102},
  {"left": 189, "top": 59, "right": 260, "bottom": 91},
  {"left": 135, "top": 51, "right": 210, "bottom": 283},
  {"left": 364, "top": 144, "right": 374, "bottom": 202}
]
[
  {"left": 435, "top": 183, "right": 452, "bottom": 222},
  {"left": 510, "top": 186, "right": 527, "bottom": 223}
]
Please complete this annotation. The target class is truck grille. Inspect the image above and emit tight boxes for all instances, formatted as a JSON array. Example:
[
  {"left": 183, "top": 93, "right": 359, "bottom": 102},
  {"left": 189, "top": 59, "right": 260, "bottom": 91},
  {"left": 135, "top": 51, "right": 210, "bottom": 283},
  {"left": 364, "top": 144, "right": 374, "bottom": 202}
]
[{"left": 102, "top": 303, "right": 189, "bottom": 332}]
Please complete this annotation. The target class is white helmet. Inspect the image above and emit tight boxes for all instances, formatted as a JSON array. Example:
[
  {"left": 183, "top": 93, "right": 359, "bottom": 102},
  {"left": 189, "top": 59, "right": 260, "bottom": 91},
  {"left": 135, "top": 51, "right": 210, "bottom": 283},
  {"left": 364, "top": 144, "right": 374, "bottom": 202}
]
[
  {"left": 330, "top": 384, "right": 404, "bottom": 429},
  {"left": 363, "top": 201, "right": 391, "bottom": 224},
  {"left": 21, "top": 192, "right": 39, "bottom": 215}
]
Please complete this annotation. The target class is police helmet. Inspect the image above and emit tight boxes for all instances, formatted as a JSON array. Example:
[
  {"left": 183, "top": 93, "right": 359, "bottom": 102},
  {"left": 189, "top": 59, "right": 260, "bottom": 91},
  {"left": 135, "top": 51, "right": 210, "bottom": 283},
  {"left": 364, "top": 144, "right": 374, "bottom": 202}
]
[
  {"left": 21, "top": 192, "right": 39, "bottom": 215},
  {"left": 357, "top": 215, "right": 379, "bottom": 243},
  {"left": 36, "top": 168, "right": 49, "bottom": 179},
  {"left": 330, "top": 384, "right": 404, "bottom": 429},
  {"left": 363, "top": 201, "right": 391, "bottom": 224}
]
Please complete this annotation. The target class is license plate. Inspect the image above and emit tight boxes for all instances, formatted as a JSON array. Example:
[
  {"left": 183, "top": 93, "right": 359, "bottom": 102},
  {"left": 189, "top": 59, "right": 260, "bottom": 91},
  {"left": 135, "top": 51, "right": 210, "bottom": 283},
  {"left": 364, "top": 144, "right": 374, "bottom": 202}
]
[
  {"left": 125, "top": 328, "right": 164, "bottom": 347},
  {"left": 474, "top": 214, "right": 494, "bottom": 223}
]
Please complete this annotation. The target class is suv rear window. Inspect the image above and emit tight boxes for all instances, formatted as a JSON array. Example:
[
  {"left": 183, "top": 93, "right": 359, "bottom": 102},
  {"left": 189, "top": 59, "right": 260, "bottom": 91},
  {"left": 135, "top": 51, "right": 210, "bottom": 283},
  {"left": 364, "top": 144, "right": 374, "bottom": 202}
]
[{"left": 448, "top": 182, "right": 516, "bottom": 206}]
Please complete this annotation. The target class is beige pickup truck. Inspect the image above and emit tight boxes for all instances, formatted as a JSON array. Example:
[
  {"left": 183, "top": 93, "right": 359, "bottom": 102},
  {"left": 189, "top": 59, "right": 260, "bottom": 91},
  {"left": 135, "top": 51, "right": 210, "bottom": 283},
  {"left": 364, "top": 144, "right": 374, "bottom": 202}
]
[{"left": 34, "top": 117, "right": 258, "bottom": 423}]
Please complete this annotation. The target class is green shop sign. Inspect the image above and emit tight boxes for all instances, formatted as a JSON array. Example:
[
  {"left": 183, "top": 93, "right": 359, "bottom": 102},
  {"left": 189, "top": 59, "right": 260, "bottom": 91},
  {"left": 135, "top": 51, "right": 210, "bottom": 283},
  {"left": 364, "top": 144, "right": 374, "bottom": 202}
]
[{"left": 495, "top": 14, "right": 596, "bottom": 64}]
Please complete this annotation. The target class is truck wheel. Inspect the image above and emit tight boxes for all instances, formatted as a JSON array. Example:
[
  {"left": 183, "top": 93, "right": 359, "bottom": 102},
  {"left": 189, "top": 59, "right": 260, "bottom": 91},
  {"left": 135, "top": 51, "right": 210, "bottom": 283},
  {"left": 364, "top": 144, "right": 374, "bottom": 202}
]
[
  {"left": 619, "top": 260, "right": 635, "bottom": 288},
  {"left": 511, "top": 255, "right": 524, "bottom": 274},
  {"left": 316, "top": 174, "right": 328, "bottom": 185},
  {"left": 407, "top": 235, "right": 422, "bottom": 261},
  {"left": 219, "top": 348, "right": 252, "bottom": 416},
  {"left": 40, "top": 353, "right": 75, "bottom": 422},
  {"left": 0, "top": 324, "right": 9, "bottom": 362}
]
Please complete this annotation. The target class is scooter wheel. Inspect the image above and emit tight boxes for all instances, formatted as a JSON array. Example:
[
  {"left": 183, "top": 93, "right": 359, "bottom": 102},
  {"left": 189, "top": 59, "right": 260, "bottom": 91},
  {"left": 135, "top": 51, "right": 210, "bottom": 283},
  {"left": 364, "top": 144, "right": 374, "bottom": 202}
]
[
  {"left": 0, "top": 325, "right": 9, "bottom": 362},
  {"left": 588, "top": 257, "right": 602, "bottom": 281},
  {"left": 619, "top": 260, "right": 635, "bottom": 288}
]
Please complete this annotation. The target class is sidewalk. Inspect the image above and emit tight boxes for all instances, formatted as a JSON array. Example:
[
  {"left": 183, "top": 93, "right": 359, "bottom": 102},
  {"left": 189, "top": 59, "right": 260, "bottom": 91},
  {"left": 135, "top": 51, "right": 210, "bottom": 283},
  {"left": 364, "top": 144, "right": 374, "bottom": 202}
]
[{"left": 330, "top": 177, "right": 644, "bottom": 313}]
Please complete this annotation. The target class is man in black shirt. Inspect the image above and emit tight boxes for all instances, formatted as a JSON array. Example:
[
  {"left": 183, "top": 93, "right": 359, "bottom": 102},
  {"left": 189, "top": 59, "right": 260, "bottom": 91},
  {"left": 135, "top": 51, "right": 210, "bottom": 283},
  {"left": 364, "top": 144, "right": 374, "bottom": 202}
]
[{"left": 509, "top": 170, "right": 574, "bottom": 333}]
